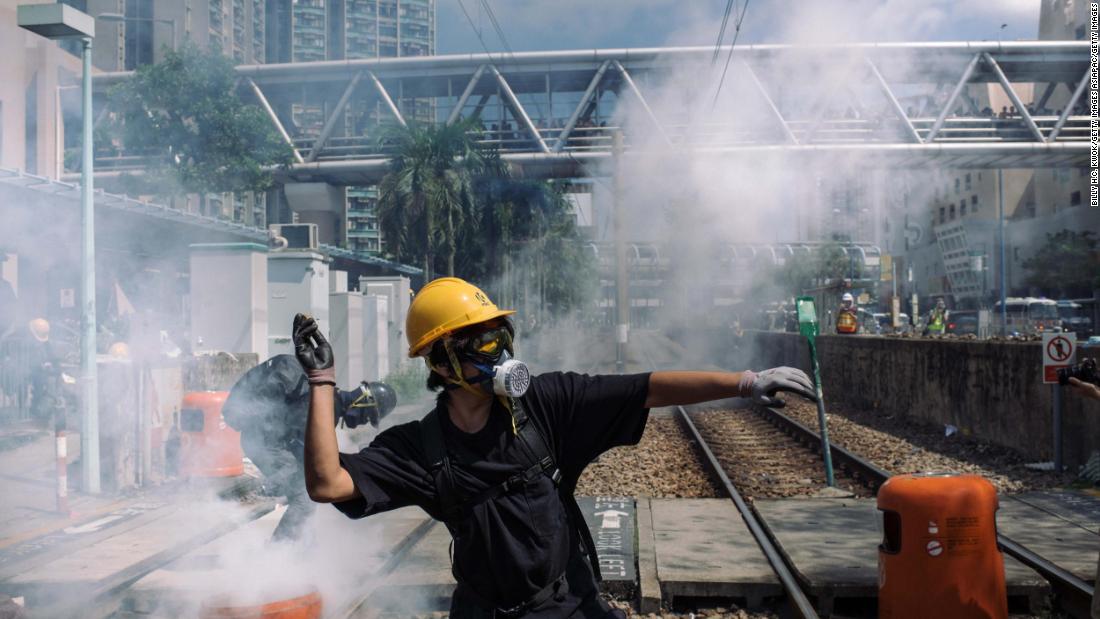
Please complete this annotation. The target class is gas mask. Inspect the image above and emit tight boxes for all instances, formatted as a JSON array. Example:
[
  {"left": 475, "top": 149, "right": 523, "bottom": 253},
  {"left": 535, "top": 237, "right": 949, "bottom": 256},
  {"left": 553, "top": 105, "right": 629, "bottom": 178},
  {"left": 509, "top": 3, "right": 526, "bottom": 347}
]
[
  {"left": 431, "top": 322, "right": 530, "bottom": 398},
  {"left": 476, "top": 350, "right": 531, "bottom": 398}
]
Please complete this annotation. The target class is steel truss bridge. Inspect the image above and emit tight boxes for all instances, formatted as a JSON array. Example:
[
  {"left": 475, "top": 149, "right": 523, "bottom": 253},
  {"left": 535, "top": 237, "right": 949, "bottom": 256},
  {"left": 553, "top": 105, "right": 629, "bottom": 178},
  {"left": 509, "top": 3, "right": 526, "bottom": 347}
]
[
  {"left": 587, "top": 241, "right": 882, "bottom": 272},
  {"left": 91, "top": 41, "right": 1090, "bottom": 184}
]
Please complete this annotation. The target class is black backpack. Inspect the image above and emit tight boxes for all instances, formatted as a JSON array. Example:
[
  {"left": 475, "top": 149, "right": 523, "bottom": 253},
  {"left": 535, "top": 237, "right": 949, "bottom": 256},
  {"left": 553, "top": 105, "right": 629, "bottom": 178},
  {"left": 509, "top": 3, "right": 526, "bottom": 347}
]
[{"left": 419, "top": 398, "right": 602, "bottom": 584}]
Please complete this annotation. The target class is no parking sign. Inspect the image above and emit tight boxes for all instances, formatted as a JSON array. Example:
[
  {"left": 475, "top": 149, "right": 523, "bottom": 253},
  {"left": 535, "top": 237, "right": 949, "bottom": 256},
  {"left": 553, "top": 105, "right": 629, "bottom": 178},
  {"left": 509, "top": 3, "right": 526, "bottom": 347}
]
[{"left": 1042, "top": 332, "right": 1076, "bottom": 384}]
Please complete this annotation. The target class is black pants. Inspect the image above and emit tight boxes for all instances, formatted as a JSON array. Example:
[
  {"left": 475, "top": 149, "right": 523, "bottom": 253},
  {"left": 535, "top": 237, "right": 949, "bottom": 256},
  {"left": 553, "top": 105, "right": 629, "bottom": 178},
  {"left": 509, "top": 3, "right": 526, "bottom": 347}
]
[
  {"left": 449, "top": 549, "right": 625, "bottom": 619},
  {"left": 239, "top": 429, "right": 315, "bottom": 541}
]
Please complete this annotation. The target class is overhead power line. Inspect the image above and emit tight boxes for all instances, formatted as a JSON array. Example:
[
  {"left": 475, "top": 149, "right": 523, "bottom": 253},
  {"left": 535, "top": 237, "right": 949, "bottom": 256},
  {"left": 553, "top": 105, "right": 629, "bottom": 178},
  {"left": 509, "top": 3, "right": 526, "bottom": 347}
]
[
  {"left": 711, "top": 0, "right": 751, "bottom": 112},
  {"left": 712, "top": 0, "right": 737, "bottom": 65},
  {"left": 456, "top": 0, "right": 497, "bottom": 58},
  {"left": 478, "top": 0, "right": 515, "bottom": 57}
]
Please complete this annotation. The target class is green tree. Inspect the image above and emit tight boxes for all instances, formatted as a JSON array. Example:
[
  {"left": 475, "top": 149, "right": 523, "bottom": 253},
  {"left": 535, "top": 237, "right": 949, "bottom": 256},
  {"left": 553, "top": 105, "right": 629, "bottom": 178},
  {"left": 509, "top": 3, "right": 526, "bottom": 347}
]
[
  {"left": 1023, "top": 229, "right": 1100, "bottom": 297},
  {"left": 106, "top": 42, "right": 292, "bottom": 197},
  {"left": 779, "top": 243, "right": 854, "bottom": 295},
  {"left": 375, "top": 122, "right": 594, "bottom": 320},
  {"left": 463, "top": 174, "right": 594, "bottom": 317},
  {"left": 376, "top": 119, "right": 485, "bottom": 280}
]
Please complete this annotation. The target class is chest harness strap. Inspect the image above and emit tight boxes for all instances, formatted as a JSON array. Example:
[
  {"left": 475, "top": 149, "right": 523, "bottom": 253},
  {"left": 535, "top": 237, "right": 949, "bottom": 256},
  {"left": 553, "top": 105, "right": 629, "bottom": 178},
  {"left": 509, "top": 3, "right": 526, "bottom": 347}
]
[{"left": 420, "top": 398, "right": 603, "bottom": 599}]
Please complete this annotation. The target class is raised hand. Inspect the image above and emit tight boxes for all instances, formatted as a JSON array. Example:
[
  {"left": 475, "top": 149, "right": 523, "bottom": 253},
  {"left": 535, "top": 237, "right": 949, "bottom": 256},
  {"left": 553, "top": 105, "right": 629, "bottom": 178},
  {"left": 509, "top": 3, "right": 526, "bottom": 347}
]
[{"left": 293, "top": 313, "right": 335, "bottom": 385}]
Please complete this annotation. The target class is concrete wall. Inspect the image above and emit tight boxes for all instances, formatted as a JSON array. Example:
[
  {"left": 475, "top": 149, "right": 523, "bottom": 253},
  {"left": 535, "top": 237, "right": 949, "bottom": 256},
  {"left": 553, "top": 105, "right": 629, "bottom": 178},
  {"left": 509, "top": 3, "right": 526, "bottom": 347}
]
[
  {"left": 715, "top": 331, "right": 1100, "bottom": 469},
  {"left": 268, "top": 251, "right": 330, "bottom": 356},
  {"left": 360, "top": 276, "right": 410, "bottom": 373},
  {"left": 362, "top": 294, "right": 389, "bottom": 380},
  {"left": 189, "top": 243, "right": 269, "bottom": 359},
  {"left": 0, "top": 1, "right": 85, "bottom": 176},
  {"left": 330, "top": 292, "right": 364, "bottom": 386}
]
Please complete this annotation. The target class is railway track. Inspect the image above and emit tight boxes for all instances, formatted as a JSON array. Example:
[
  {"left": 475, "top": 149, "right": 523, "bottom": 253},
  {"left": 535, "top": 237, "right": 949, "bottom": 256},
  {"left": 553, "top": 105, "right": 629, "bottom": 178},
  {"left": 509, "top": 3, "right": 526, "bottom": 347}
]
[
  {"left": 690, "top": 409, "right": 872, "bottom": 500},
  {"left": 754, "top": 403, "right": 1096, "bottom": 618},
  {"left": 638, "top": 336, "right": 1095, "bottom": 618}
]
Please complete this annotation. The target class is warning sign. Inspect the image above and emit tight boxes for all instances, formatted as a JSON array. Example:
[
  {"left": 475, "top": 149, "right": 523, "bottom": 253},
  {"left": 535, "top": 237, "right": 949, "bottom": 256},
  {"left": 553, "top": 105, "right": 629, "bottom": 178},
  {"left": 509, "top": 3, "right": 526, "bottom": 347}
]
[{"left": 1042, "top": 333, "right": 1076, "bottom": 384}]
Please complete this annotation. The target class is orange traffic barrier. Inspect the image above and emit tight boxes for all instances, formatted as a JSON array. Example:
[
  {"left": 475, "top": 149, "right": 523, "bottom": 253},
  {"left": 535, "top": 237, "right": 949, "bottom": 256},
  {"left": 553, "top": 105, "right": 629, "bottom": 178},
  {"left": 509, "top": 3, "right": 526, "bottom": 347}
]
[
  {"left": 200, "top": 590, "right": 323, "bottom": 619},
  {"left": 878, "top": 473, "right": 1006, "bottom": 619},
  {"left": 179, "top": 391, "right": 244, "bottom": 478}
]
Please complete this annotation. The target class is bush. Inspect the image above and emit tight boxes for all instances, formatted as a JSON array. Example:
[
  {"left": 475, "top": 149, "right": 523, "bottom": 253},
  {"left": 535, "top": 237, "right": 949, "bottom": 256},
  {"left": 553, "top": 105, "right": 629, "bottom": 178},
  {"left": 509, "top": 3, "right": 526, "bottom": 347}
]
[{"left": 383, "top": 361, "right": 429, "bottom": 403}]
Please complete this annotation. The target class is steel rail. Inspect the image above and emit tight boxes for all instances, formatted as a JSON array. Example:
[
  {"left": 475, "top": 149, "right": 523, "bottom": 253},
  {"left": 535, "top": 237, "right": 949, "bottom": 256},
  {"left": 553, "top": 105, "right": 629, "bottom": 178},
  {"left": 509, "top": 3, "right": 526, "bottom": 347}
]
[
  {"left": 755, "top": 404, "right": 1095, "bottom": 617},
  {"left": 638, "top": 345, "right": 819, "bottom": 618},
  {"left": 337, "top": 518, "right": 438, "bottom": 618},
  {"left": 674, "top": 406, "right": 820, "bottom": 618}
]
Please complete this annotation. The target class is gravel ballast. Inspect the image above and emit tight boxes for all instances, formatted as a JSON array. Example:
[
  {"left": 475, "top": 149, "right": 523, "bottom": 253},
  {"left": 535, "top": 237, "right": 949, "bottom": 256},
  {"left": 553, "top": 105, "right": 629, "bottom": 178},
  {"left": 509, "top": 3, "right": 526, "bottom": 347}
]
[
  {"left": 577, "top": 412, "right": 721, "bottom": 498},
  {"left": 780, "top": 399, "right": 1067, "bottom": 493}
]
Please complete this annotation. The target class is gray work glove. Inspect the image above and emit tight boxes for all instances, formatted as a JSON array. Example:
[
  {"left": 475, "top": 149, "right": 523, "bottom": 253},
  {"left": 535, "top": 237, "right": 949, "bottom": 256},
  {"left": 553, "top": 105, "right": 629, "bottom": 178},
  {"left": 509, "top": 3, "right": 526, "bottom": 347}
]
[{"left": 745, "top": 366, "right": 817, "bottom": 408}]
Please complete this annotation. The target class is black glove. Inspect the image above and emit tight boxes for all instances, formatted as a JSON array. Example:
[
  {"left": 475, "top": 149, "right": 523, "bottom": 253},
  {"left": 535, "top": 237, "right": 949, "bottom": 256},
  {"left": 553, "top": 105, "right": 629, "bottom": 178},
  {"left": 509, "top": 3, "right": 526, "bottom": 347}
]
[{"left": 292, "top": 313, "right": 335, "bottom": 385}]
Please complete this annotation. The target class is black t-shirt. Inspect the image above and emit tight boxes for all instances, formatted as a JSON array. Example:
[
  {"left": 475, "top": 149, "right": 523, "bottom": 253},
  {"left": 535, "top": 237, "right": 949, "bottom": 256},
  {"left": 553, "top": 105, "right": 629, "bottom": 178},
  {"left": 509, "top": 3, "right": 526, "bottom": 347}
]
[{"left": 334, "top": 371, "right": 651, "bottom": 608}]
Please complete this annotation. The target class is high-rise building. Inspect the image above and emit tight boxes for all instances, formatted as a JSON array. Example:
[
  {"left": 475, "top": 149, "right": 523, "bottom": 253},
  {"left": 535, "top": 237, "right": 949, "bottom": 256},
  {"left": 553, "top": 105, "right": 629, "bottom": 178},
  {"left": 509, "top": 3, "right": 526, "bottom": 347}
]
[
  {"left": 72, "top": 0, "right": 435, "bottom": 250},
  {"left": 883, "top": 0, "right": 1096, "bottom": 306},
  {"left": 85, "top": 0, "right": 267, "bottom": 71},
  {"left": 262, "top": 0, "right": 436, "bottom": 254}
]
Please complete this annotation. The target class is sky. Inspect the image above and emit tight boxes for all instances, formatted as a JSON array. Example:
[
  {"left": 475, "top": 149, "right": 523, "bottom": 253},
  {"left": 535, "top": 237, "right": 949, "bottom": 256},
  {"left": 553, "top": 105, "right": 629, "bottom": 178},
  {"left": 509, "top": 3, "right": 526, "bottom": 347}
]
[{"left": 436, "top": 0, "right": 1046, "bottom": 55}]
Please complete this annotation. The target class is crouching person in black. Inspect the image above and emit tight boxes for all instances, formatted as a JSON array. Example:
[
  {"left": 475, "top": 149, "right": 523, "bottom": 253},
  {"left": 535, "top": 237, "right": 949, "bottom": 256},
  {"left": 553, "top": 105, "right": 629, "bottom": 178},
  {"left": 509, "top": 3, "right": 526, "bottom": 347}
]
[
  {"left": 222, "top": 354, "right": 396, "bottom": 541},
  {"left": 295, "top": 277, "right": 816, "bottom": 618}
]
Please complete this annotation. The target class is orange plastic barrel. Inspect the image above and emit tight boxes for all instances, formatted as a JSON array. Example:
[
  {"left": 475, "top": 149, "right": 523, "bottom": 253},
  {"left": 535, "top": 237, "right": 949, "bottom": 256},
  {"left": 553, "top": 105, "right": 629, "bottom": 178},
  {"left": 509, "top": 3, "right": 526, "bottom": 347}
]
[
  {"left": 877, "top": 473, "right": 1006, "bottom": 619},
  {"left": 200, "top": 590, "right": 322, "bottom": 619},
  {"left": 179, "top": 391, "right": 244, "bottom": 478}
]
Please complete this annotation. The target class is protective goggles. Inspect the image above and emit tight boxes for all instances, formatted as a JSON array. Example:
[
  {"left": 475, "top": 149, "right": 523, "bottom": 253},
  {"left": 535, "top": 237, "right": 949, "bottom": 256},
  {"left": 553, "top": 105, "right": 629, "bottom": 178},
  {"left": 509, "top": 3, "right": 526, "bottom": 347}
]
[{"left": 428, "top": 323, "right": 514, "bottom": 367}]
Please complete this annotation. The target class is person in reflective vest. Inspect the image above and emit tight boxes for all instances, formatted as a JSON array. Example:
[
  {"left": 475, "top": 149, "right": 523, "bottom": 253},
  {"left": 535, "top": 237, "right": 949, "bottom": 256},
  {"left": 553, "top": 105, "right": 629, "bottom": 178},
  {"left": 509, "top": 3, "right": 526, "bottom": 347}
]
[
  {"left": 926, "top": 298, "right": 948, "bottom": 335},
  {"left": 836, "top": 293, "right": 859, "bottom": 334}
]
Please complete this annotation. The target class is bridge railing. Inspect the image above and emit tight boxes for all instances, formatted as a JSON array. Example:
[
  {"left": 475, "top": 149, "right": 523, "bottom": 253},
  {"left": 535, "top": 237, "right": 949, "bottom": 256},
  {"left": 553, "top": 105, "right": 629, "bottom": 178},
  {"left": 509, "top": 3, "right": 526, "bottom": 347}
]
[{"left": 88, "top": 113, "right": 1091, "bottom": 172}]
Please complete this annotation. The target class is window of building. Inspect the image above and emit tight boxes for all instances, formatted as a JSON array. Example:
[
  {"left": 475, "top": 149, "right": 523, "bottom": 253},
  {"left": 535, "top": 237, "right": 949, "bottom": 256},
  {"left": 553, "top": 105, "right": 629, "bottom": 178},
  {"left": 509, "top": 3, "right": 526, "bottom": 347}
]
[
  {"left": 1077, "top": 25, "right": 1087, "bottom": 40},
  {"left": 949, "top": 205, "right": 956, "bottom": 220},
  {"left": 954, "top": 178, "right": 960, "bottom": 193},
  {"left": 939, "top": 206, "right": 946, "bottom": 224},
  {"left": 1071, "top": 191, "right": 1082, "bottom": 206},
  {"left": 965, "top": 173, "right": 971, "bottom": 190},
  {"left": 971, "top": 195, "right": 978, "bottom": 210},
  {"left": 961, "top": 202, "right": 967, "bottom": 216}
]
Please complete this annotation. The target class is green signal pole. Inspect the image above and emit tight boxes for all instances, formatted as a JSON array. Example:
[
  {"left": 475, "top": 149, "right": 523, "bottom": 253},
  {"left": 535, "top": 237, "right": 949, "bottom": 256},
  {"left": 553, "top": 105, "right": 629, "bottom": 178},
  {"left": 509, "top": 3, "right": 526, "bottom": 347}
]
[{"left": 797, "top": 296, "right": 835, "bottom": 487}]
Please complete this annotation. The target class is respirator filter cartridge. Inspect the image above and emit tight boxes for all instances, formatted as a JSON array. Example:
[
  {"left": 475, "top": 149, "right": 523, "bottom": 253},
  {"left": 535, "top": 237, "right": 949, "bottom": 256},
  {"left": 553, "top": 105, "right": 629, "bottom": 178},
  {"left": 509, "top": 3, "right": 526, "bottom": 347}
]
[{"left": 492, "top": 359, "right": 531, "bottom": 398}]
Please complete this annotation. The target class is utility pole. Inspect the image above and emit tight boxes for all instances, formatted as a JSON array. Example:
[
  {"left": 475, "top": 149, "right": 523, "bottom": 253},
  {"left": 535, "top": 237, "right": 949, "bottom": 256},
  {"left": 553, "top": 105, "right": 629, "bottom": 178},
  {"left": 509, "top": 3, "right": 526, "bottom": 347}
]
[
  {"left": 613, "top": 130, "right": 628, "bottom": 373},
  {"left": 19, "top": 4, "right": 100, "bottom": 495},
  {"left": 998, "top": 169, "right": 1007, "bottom": 336}
]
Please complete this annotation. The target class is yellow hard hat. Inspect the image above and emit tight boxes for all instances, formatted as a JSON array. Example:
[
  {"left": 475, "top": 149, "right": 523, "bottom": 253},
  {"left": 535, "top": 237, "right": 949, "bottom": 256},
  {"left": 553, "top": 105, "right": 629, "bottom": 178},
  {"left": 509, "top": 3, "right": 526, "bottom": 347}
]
[
  {"left": 28, "top": 318, "right": 50, "bottom": 343},
  {"left": 108, "top": 342, "right": 130, "bottom": 359},
  {"left": 406, "top": 277, "right": 514, "bottom": 357}
]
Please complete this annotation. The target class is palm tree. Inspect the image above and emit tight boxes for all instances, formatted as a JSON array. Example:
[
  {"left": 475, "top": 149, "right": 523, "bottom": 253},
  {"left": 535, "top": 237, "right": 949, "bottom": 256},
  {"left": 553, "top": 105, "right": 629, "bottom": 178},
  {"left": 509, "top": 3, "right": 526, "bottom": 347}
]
[
  {"left": 376, "top": 119, "right": 594, "bottom": 321},
  {"left": 377, "top": 119, "right": 485, "bottom": 279}
]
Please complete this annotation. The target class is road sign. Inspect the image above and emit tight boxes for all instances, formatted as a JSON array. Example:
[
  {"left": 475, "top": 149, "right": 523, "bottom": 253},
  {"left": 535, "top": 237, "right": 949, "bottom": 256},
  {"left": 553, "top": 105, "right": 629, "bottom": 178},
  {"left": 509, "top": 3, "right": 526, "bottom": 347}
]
[{"left": 1042, "top": 332, "right": 1076, "bottom": 384}]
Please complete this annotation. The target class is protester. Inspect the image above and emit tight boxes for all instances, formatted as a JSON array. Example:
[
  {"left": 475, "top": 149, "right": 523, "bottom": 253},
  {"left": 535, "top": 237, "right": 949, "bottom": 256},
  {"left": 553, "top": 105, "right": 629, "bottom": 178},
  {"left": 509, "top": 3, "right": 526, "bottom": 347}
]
[{"left": 297, "top": 277, "right": 817, "bottom": 617}]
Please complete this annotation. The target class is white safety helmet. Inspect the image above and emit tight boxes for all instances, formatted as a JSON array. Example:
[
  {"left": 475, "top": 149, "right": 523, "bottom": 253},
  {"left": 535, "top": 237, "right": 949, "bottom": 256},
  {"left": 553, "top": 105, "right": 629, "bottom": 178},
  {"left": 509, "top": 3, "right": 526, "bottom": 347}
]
[{"left": 841, "top": 293, "right": 854, "bottom": 304}]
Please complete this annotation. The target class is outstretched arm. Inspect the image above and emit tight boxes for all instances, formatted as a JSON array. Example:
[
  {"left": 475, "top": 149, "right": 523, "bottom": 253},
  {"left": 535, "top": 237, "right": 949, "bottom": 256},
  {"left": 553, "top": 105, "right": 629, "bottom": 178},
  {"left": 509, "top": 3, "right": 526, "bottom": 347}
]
[
  {"left": 1069, "top": 377, "right": 1100, "bottom": 402},
  {"left": 294, "top": 314, "right": 359, "bottom": 504},
  {"left": 645, "top": 368, "right": 816, "bottom": 409}
]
